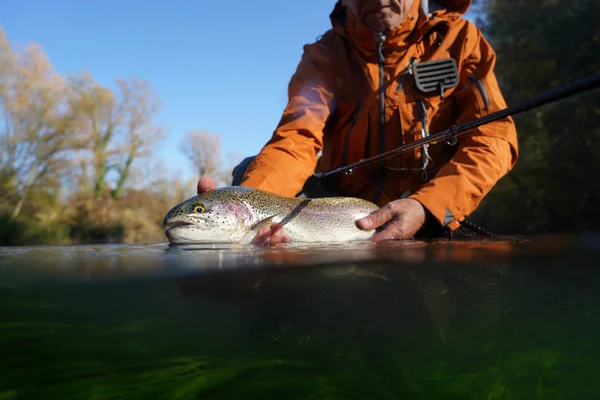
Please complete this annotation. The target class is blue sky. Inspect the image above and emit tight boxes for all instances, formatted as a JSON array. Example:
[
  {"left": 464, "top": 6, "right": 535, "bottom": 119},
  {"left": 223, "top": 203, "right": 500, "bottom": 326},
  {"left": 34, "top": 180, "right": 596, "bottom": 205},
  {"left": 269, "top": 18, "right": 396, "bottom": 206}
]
[{"left": 1, "top": 0, "right": 476, "bottom": 185}]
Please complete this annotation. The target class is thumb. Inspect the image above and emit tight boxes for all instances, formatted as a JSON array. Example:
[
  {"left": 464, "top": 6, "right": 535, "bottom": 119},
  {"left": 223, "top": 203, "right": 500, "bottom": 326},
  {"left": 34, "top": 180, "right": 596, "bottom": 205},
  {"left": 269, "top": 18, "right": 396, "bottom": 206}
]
[
  {"left": 357, "top": 206, "right": 393, "bottom": 230},
  {"left": 197, "top": 176, "right": 216, "bottom": 194}
]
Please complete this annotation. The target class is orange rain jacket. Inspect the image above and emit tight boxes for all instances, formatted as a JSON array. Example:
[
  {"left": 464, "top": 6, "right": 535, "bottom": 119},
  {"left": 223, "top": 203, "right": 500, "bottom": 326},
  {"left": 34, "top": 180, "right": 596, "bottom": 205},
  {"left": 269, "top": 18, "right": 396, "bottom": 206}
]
[{"left": 240, "top": 0, "right": 518, "bottom": 231}]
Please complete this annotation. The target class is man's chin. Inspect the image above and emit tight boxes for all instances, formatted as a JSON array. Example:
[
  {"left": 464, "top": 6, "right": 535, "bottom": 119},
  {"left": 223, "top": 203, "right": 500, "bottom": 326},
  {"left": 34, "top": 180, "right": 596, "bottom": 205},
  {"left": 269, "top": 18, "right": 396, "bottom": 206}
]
[{"left": 365, "top": 16, "right": 401, "bottom": 32}]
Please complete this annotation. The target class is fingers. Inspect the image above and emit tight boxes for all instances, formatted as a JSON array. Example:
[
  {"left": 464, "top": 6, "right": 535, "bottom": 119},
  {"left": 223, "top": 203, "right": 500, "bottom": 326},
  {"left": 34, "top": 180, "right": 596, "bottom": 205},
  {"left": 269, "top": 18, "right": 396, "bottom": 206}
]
[
  {"left": 358, "top": 199, "right": 427, "bottom": 242},
  {"left": 197, "top": 176, "right": 216, "bottom": 194},
  {"left": 269, "top": 223, "right": 290, "bottom": 244},
  {"left": 370, "top": 221, "right": 405, "bottom": 242},
  {"left": 250, "top": 226, "right": 272, "bottom": 245},
  {"left": 251, "top": 223, "right": 290, "bottom": 246},
  {"left": 356, "top": 205, "right": 394, "bottom": 231}
]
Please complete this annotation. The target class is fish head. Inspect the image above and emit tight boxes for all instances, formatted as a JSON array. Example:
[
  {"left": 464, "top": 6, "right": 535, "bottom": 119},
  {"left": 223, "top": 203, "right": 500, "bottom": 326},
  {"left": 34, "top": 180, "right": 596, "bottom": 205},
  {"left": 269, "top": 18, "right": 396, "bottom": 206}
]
[{"left": 163, "top": 189, "right": 254, "bottom": 244}]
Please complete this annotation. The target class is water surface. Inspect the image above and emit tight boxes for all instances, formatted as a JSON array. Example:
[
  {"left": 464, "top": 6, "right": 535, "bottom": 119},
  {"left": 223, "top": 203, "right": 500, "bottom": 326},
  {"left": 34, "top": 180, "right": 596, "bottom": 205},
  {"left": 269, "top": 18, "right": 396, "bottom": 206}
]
[{"left": 1, "top": 234, "right": 599, "bottom": 399}]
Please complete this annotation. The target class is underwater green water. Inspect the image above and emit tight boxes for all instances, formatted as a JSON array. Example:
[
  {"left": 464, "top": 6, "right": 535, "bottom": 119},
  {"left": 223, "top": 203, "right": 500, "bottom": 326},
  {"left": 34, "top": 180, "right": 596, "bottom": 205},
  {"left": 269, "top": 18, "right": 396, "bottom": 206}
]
[{"left": 1, "top": 235, "right": 599, "bottom": 399}]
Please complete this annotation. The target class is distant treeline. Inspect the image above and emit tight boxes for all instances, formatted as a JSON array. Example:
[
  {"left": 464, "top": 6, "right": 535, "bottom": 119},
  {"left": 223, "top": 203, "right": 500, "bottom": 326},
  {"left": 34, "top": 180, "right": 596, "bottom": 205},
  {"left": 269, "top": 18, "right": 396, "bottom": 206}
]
[
  {"left": 0, "top": 27, "right": 238, "bottom": 245},
  {"left": 469, "top": 0, "right": 600, "bottom": 234},
  {"left": 1, "top": 0, "right": 599, "bottom": 245}
]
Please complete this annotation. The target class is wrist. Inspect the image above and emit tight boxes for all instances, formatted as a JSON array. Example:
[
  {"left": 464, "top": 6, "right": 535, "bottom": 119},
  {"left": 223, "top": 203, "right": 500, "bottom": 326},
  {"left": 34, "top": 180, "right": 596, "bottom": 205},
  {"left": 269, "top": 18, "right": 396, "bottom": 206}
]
[{"left": 408, "top": 197, "right": 440, "bottom": 239}]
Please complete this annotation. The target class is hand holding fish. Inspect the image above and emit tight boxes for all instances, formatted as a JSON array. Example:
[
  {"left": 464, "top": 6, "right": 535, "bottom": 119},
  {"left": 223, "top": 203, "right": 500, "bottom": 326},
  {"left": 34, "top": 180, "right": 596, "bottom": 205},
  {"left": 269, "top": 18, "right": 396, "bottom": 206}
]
[
  {"left": 356, "top": 198, "right": 426, "bottom": 241},
  {"left": 193, "top": 177, "right": 424, "bottom": 244}
]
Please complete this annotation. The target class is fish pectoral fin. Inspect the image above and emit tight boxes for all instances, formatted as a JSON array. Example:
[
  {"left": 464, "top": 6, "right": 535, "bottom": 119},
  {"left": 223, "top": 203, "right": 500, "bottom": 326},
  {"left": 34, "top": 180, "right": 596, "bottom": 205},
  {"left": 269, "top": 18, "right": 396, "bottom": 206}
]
[
  {"left": 239, "top": 214, "right": 281, "bottom": 245},
  {"left": 249, "top": 214, "right": 280, "bottom": 231}
]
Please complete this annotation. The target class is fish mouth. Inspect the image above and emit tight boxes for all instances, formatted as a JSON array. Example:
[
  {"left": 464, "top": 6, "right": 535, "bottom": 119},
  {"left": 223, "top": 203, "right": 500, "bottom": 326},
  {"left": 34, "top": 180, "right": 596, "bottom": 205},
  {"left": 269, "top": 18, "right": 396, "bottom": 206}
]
[
  {"left": 164, "top": 219, "right": 201, "bottom": 244},
  {"left": 164, "top": 220, "right": 197, "bottom": 232}
]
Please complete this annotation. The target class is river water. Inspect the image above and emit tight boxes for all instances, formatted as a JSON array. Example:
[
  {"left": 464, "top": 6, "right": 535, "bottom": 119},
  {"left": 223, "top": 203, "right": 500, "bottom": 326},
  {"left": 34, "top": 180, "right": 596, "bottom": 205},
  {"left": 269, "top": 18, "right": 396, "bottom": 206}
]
[{"left": 1, "top": 234, "right": 599, "bottom": 399}]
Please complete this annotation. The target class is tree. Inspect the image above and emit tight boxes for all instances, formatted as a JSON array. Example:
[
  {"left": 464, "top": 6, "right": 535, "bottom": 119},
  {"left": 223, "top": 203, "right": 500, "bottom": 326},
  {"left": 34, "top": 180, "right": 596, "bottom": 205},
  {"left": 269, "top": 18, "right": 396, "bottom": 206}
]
[
  {"left": 111, "top": 77, "right": 164, "bottom": 199},
  {"left": 470, "top": 0, "right": 600, "bottom": 233},
  {"left": 179, "top": 130, "right": 222, "bottom": 181},
  {"left": 69, "top": 74, "right": 164, "bottom": 199},
  {"left": 0, "top": 27, "right": 78, "bottom": 219},
  {"left": 68, "top": 73, "right": 118, "bottom": 198}
]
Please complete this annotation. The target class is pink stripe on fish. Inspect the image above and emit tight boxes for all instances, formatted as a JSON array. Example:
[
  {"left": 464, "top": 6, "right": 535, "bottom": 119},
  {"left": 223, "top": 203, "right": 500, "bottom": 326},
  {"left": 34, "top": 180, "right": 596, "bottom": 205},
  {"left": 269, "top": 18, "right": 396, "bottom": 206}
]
[{"left": 219, "top": 201, "right": 253, "bottom": 224}]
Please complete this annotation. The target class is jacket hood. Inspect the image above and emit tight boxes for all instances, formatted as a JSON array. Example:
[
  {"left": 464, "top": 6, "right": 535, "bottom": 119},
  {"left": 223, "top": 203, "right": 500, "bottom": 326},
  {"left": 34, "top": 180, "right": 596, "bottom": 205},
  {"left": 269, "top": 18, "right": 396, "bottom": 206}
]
[
  {"left": 328, "top": 0, "right": 472, "bottom": 61},
  {"left": 329, "top": 0, "right": 472, "bottom": 26},
  {"left": 433, "top": 0, "right": 472, "bottom": 15}
]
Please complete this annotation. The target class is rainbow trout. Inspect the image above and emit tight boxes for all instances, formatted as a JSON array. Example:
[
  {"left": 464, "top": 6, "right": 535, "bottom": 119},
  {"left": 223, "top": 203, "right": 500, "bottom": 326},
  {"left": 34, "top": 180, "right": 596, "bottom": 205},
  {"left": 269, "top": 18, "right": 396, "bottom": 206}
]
[{"left": 163, "top": 186, "right": 379, "bottom": 244}]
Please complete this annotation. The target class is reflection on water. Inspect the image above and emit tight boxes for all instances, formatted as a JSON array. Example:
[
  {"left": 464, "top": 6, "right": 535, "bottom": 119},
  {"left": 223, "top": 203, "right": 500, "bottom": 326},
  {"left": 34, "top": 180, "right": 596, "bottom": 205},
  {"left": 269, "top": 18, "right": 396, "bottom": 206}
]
[{"left": 1, "top": 234, "right": 599, "bottom": 399}]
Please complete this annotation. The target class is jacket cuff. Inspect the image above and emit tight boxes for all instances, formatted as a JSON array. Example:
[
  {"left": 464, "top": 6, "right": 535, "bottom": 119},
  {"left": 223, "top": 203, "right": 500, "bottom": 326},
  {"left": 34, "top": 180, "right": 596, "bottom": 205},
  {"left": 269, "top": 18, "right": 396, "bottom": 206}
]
[{"left": 409, "top": 191, "right": 462, "bottom": 232}]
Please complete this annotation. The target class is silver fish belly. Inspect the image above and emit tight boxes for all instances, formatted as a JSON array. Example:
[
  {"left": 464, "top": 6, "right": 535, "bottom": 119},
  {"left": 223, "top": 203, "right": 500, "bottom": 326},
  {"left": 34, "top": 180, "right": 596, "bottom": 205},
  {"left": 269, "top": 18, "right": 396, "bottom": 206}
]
[{"left": 163, "top": 186, "right": 379, "bottom": 244}]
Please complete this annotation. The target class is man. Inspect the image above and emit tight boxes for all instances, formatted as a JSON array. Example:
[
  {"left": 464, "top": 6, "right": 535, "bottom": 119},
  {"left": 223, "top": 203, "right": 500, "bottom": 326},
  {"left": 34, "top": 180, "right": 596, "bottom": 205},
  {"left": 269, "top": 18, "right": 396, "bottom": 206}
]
[{"left": 198, "top": 0, "right": 518, "bottom": 245}]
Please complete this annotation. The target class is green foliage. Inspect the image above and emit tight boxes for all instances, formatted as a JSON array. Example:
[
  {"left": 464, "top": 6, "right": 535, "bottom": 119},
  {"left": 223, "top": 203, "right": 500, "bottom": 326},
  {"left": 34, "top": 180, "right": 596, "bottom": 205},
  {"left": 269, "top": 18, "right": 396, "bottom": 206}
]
[
  {"left": 471, "top": 0, "right": 600, "bottom": 234},
  {"left": 0, "top": 27, "right": 199, "bottom": 245},
  {"left": 0, "top": 213, "right": 70, "bottom": 246},
  {"left": 66, "top": 190, "right": 172, "bottom": 244},
  {"left": 0, "top": 185, "right": 70, "bottom": 246}
]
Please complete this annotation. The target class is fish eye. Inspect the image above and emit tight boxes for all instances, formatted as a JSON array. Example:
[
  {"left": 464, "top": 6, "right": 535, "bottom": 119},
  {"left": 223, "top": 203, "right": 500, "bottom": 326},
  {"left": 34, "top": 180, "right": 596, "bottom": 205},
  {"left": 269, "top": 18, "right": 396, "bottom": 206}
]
[{"left": 193, "top": 205, "right": 205, "bottom": 214}]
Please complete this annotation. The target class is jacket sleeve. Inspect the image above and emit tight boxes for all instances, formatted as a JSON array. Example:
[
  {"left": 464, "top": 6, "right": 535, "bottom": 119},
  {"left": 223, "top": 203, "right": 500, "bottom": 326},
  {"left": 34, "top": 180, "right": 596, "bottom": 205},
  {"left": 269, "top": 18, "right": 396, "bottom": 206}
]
[
  {"left": 240, "top": 45, "right": 335, "bottom": 197},
  {"left": 410, "top": 23, "right": 519, "bottom": 230}
]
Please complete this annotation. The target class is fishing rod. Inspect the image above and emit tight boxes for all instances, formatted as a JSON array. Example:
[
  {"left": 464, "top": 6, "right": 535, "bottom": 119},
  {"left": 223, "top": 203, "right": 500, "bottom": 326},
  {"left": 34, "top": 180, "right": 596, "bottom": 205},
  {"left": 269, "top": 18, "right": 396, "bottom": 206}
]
[{"left": 320, "top": 73, "right": 600, "bottom": 178}]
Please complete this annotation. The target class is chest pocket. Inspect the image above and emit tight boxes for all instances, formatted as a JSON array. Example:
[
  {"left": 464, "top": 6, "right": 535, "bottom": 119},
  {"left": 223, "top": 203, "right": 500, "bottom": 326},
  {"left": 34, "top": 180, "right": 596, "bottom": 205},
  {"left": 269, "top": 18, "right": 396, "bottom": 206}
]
[
  {"left": 391, "top": 57, "right": 460, "bottom": 179},
  {"left": 413, "top": 58, "right": 459, "bottom": 97}
]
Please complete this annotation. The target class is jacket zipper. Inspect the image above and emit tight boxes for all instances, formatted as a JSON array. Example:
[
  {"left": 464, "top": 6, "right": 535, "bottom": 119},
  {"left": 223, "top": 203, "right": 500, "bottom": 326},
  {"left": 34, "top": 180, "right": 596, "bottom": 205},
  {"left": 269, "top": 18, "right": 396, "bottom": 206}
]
[{"left": 374, "top": 31, "right": 387, "bottom": 205}]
